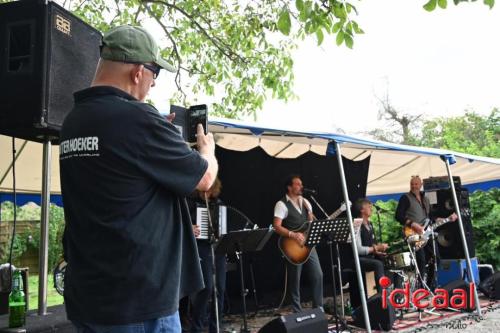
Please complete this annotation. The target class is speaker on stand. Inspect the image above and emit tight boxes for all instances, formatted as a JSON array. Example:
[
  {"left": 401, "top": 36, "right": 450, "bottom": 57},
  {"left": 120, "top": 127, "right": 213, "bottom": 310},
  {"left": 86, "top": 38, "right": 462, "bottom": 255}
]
[
  {"left": 430, "top": 187, "right": 475, "bottom": 259},
  {"left": 0, "top": 0, "right": 101, "bottom": 142}
]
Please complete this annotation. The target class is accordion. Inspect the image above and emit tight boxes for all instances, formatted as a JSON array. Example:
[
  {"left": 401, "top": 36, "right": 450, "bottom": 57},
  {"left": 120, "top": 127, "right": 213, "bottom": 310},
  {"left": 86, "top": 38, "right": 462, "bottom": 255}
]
[{"left": 195, "top": 204, "right": 227, "bottom": 239}]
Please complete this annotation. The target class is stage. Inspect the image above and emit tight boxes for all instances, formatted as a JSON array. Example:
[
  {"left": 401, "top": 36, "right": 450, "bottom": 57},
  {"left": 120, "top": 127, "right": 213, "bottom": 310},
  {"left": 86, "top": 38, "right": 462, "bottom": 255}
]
[
  {"left": 219, "top": 295, "right": 500, "bottom": 333},
  {"left": 0, "top": 296, "right": 496, "bottom": 332}
]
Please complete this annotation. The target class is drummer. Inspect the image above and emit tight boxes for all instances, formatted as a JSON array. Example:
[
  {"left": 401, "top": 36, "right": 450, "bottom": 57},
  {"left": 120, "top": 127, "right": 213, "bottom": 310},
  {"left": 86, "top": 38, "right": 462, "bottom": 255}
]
[{"left": 354, "top": 198, "right": 389, "bottom": 292}]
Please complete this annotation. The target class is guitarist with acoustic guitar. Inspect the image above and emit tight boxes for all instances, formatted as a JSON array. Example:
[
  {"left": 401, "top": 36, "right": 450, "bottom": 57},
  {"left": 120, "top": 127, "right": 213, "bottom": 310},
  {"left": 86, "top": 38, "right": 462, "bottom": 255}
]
[
  {"left": 395, "top": 175, "right": 457, "bottom": 286},
  {"left": 273, "top": 175, "right": 324, "bottom": 313}
]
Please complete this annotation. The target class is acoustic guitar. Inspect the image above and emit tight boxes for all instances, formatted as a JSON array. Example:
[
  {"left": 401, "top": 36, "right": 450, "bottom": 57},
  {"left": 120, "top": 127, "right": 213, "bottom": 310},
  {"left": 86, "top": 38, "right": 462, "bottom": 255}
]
[
  {"left": 278, "top": 202, "right": 349, "bottom": 265},
  {"left": 403, "top": 217, "right": 455, "bottom": 250}
]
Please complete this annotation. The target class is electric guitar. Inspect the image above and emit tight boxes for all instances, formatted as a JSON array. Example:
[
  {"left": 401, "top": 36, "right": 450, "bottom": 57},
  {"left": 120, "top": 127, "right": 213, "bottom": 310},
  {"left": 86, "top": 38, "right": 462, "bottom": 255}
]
[
  {"left": 404, "top": 216, "right": 456, "bottom": 250},
  {"left": 278, "top": 202, "right": 350, "bottom": 265}
]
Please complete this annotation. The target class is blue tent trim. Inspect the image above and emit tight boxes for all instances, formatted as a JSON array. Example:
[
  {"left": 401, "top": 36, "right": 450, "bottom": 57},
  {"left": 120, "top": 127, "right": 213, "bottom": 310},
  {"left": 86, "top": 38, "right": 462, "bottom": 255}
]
[
  {"left": 0, "top": 192, "right": 63, "bottom": 207},
  {"left": 368, "top": 179, "right": 500, "bottom": 202},
  {"left": 1, "top": 179, "right": 498, "bottom": 207}
]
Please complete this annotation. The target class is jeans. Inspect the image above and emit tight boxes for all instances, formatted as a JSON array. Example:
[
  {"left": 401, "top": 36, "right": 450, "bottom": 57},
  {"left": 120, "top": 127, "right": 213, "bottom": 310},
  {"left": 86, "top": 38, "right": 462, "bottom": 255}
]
[
  {"left": 73, "top": 311, "right": 181, "bottom": 333},
  {"left": 286, "top": 247, "right": 324, "bottom": 312},
  {"left": 359, "top": 256, "right": 385, "bottom": 292},
  {"left": 190, "top": 242, "right": 226, "bottom": 333},
  {"left": 416, "top": 240, "right": 438, "bottom": 288}
]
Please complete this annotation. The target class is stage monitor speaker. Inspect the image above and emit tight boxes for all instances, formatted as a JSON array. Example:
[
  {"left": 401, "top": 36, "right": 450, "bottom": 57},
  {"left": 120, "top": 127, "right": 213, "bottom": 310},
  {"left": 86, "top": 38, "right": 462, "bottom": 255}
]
[
  {"left": 0, "top": 0, "right": 101, "bottom": 142},
  {"left": 352, "top": 293, "right": 395, "bottom": 331},
  {"left": 438, "top": 279, "right": 476, "bottom": 312},
  {"left": 479, "top": 271, "right": 500, "bottom": 300},
  {"left": 257, "top": 308, "right": 328, "bottom": 333},
  {"left": 432, "top": 188, "right": 475, "bottom": 259}
]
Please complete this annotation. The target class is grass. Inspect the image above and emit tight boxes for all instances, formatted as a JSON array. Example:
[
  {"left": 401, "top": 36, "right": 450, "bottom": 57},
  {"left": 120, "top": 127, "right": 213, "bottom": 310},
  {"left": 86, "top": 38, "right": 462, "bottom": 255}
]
[{"left": 27, "top": 275, "right": 64, "bottom": 310}]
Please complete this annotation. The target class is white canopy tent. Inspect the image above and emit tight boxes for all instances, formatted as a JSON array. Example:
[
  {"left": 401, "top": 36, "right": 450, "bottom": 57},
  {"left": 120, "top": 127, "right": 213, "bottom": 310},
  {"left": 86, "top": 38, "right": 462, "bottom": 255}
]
[
  {"left": 1, "top": 116, "right": 498, "bottom": 327},
  {"left": 1, "top": 117, "right": 499, "bottom": 198}
]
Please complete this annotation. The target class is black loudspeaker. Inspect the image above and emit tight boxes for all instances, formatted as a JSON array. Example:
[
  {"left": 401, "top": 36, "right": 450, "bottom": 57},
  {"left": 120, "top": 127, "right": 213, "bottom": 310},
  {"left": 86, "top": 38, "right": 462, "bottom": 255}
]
[
  {"left": 258, "top": 308, "right": 328, "bottom": 333},
  {"left": 0, "top": 0, "right": 101, "bottom": 142},
  {"left": 432, "top": 188, "right": 475, "bottom": 259},
  {"left": 479, "top": 271, "right": 500, "bottom": 300},
  {"left": 439, "top": 279, "right": 476, "bottom": 312},
  {"left": 352, "top": 293, "right": 395, "bottom": 331}
]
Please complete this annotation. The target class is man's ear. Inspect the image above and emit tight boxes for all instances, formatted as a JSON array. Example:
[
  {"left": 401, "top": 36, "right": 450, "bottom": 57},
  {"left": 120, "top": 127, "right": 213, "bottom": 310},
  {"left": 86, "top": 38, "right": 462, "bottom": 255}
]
[{"left": 131, "top": 65, "right": 143, "bottom": 84}]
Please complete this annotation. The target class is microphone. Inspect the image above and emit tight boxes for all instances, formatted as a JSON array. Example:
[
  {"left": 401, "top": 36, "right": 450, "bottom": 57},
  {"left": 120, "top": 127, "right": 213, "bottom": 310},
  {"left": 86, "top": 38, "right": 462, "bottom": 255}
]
[
  {"left": 302, "top": 188, "right": 317, "bottom": 195},
  {"left": 373, "top": 204, "right": 388, "bottom": 212}
]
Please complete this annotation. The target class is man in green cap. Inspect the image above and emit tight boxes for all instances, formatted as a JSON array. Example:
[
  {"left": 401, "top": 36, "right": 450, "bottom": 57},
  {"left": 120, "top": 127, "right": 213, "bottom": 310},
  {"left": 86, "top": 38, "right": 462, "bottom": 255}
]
[{"left": 59, "top": 25, "right": 218, "bottom": 333}]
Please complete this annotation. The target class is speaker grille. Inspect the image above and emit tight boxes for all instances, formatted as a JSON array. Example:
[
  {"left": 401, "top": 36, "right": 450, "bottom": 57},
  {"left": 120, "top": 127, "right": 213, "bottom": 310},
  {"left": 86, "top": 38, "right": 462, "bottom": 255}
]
[{"left": 46, "top": 5, "right": 100, "bottom": 130}]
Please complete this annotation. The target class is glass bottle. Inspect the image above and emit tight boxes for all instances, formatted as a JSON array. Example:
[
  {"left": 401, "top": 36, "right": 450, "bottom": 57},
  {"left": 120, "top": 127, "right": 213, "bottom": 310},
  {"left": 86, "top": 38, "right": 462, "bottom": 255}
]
[{"left": 9, "top": 270, "right": 26, "bottom": 328}]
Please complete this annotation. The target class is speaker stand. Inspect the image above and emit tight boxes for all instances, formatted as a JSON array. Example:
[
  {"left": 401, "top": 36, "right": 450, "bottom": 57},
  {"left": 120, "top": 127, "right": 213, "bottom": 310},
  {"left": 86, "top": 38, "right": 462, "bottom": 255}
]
[{"left": 38, "top": 139, "right": 52, "bottom": 316}]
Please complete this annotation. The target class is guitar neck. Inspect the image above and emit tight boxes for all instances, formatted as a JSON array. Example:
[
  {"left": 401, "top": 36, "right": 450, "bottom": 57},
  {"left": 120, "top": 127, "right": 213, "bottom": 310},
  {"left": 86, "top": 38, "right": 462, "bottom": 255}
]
[
  {"left": 328, "top": 207, "right": 344, "bottom": 219},
  {"left": 431, "top": 218, "right": 450, "bottom": 230}
]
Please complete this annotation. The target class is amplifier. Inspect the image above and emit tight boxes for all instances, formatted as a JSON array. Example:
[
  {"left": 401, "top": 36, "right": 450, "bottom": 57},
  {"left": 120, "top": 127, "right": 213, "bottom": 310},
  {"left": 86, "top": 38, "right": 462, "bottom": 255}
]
[{"left": 437, "top": 257, "right": 479, "bottom": 287}]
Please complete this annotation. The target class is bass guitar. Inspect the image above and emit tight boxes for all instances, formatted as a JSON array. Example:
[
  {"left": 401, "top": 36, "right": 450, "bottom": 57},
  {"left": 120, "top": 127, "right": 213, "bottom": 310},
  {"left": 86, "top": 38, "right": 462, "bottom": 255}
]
[{"left": 278, "top": 202, "right": 350, "bottom": 265}]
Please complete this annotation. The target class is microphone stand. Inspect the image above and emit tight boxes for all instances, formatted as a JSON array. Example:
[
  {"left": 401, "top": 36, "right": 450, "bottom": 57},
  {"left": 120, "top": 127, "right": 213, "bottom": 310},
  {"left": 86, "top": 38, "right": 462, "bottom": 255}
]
[
  {"left": 225, "top": 205, "right": 261, "bottom": 316},
  {"left": 374, "top": 206, "right": 383, "bottom": 243},
  {"left": 204, "top": 194, "right": 220, "bottom": 333},
  {"left": 308, "top": 194, "right": 347, "bottom": 331}
]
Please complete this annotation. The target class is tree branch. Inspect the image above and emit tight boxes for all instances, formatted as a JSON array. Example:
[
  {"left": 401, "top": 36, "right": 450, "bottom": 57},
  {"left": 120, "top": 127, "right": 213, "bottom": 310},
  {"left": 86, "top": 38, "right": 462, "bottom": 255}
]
[
  {"left": 141, "top": 0, "right": 247, "bottom": 64},
  {"left": 144, "top": 4, "right": 185, "bottom": 99}
]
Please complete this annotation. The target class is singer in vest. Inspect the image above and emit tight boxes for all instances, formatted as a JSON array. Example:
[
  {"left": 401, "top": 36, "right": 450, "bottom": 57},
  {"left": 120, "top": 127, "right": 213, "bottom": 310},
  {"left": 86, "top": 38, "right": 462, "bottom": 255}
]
[
  {"left": 273, "top": 175, "right": 324, "bottom": 313},
  {"left": 354, "top": 198, "right": 388, "bottom": 292},
  {"left": 395, "top": 176, "right": 457, "bottom": 286}
]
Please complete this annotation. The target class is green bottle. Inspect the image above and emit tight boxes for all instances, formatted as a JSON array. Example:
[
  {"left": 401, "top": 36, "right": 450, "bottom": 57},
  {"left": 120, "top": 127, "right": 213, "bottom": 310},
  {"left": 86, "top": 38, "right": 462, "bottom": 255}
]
[{"left": 8, "top": 270, "right": 26, "bottom": 328}]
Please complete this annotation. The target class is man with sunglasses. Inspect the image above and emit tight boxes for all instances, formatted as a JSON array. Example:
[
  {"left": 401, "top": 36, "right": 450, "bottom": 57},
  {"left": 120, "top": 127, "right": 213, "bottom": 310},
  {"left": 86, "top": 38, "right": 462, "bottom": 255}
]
[{"left": 60, "top": 25, "right": 218, "bottom": 333}]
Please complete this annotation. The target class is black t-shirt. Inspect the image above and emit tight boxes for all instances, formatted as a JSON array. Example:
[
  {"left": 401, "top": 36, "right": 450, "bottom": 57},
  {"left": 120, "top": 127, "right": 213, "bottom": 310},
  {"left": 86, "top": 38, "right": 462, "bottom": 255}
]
[{"left": 59, "top": 86, "right": 207, "bottom": 325}]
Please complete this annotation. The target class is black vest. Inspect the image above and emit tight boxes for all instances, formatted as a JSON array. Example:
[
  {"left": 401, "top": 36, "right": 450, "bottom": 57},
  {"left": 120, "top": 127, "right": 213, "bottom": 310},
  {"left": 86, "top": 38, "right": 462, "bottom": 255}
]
[
  {"left": 360, "top": 222, "right": 375, "bottom": 247},
  {"left": 280, "top": 197, "right": 308, "bottom": 231}
]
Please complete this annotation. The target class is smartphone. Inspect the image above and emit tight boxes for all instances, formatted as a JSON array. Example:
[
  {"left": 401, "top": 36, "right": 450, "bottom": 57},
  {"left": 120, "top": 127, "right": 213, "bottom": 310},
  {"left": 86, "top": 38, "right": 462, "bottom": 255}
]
[{"left": 188, "top": 104, "right": 207, "bottom": 143}]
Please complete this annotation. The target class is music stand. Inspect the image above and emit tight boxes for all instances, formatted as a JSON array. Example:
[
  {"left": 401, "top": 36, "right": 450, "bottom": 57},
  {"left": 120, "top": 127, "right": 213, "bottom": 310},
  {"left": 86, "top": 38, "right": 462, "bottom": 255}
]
[
  {"left": 215, "top": 228, "right": 273, "bottom": 333},
  {"left": 305, "top": 218, "right": 356, "bottom": 333}
]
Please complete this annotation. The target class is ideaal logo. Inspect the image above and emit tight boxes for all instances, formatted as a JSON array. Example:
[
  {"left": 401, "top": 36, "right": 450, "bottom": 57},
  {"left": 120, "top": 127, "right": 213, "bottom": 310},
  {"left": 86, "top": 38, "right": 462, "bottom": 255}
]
[{"left": 379, "top": 276, "right": 475, "bottom": 310}]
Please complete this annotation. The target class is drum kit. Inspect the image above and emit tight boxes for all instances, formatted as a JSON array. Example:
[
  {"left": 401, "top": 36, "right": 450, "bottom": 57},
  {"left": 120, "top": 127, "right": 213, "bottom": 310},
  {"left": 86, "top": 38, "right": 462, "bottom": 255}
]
[{"left": 382, "top": 226, "right": 443, "bottom": 319}]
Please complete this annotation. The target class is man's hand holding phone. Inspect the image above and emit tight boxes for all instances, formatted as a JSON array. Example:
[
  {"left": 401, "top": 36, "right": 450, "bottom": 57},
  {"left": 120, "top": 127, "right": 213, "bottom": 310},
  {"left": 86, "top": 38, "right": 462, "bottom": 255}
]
[{"left": 196, "top": 123, "right": 215, "bottom": 156}]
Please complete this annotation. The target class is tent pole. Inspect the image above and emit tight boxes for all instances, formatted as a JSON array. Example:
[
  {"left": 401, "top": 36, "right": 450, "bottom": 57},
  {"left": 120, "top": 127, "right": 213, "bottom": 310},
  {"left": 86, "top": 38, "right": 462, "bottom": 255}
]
[
  {"left": 38, "top": 139, "right": 51, "bottom": 316},
  {"left": 442, "top": 155, "right": 482, "bottom": 317},
  {"left": 334, "top": 142, "right": 371, "bottom": 333}
]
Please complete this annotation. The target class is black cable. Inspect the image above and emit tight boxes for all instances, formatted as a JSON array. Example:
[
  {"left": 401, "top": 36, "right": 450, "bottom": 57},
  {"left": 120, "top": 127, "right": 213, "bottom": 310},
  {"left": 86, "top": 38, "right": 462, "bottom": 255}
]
[
  {"left": 8, "top": 137, "right": 18, "bottom": 291},
  {"left": 224, "top": 205, "right": 255, "bottom": 230}
]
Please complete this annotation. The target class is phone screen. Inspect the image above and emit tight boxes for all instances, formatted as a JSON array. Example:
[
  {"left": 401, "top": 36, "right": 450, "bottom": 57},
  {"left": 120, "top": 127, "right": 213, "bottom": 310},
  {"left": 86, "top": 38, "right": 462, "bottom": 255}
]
[{"left": 188, "top": 104, "right": 207, "bottom": 142}]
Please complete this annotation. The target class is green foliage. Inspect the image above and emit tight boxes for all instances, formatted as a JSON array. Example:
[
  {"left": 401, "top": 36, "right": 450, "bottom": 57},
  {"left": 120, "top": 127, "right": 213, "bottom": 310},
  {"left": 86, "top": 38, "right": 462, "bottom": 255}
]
[
  {"left": 0, "top": 203, "right": 65, "bottom": 271},
  {"left": 0, "top": 0, "right": 492, "bottom": 117},
  {"left": 469, "top": 189, "right": 500, "bottom": 269},
  {"left": 373, "top": 200, "right": 402, "bottom": 245},
  {"left": 417, "top": 109, "right": 500, "bottom": 158},
  {"left": 425, "top": 0, "right": 494, "bottom": 11}
]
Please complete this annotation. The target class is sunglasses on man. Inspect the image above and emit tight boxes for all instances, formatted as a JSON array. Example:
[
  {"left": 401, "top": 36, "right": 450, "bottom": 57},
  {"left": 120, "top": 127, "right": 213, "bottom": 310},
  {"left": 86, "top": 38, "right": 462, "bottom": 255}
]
[{"left": 142, "top": 63, "right": 161, "bottom": 79}]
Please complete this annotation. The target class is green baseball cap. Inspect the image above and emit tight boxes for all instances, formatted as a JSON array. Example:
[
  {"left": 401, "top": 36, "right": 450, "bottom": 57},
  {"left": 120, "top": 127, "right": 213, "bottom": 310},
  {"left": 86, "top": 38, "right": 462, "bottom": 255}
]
[{"left": 101, "top": 25, "right": 176, "bottom": 72}]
